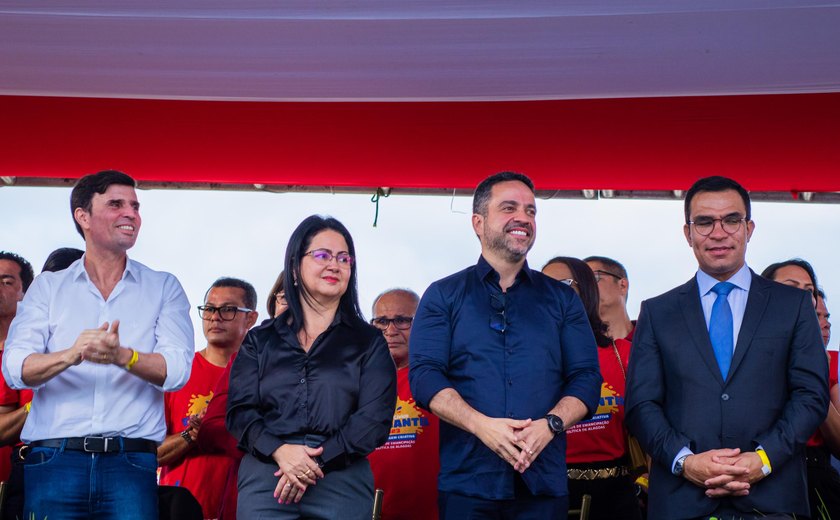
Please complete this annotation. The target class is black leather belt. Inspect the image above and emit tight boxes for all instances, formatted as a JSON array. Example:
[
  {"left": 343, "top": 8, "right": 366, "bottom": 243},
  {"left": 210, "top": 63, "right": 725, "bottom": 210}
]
[{"left": 29, "top": 437, "right": 157, "bottom": 454}]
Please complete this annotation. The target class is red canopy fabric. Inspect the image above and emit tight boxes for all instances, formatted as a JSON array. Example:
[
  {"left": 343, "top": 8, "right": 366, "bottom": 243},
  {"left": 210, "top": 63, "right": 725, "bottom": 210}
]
[{"left": 1, "top": 93, "right": 838, "bottom": 192}]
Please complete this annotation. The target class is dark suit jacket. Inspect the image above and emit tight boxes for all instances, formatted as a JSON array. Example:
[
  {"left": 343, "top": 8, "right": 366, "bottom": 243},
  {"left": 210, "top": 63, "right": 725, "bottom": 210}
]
[{"left": 625, "top": 271, "right": 828, "bottom": 519}]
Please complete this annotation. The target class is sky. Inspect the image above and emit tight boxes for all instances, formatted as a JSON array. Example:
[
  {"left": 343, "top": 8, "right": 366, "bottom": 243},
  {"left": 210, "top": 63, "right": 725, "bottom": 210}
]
[{"left": 2, "top": 184, "right": 838, "bottom": 350}]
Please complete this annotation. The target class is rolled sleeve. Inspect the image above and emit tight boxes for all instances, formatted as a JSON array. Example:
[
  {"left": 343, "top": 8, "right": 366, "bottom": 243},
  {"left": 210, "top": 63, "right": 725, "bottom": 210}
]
[
  {"left": 2, "top": 276, "right": 52, "bottom": 390},
  {"left": 408, "top": 283, "right": 455, "bottom": 411},
  {"left": 153, "top": 275, "right": 195, "bottom": 392}
]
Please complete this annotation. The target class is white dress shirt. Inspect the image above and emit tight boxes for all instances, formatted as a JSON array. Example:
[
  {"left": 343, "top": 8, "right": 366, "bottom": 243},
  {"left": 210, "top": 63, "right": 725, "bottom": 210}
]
[{"left": 1, "top": 257, "right": 194, "bottom": 443}]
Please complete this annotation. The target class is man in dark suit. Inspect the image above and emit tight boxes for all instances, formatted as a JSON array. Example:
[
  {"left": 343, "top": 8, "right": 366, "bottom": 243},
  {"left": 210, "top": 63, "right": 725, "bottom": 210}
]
[{"left": 625, "top": 176, "right": 828, "bottom": 519}]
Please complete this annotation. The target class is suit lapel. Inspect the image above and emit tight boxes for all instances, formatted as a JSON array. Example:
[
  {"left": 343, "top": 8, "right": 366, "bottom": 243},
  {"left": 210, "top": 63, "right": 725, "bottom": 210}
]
[
  {"left": 727, "top": 271, "right": 770, "bottom": 380},
  {"left": 679, "top": 278, "right": 725, "bottom": 386}
]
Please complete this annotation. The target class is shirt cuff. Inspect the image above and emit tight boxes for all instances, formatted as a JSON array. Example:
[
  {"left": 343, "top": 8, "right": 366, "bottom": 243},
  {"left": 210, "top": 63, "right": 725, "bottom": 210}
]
[
  {"left": 254, "top": 431, "right": 285, "bottom": 460},
  {"left": 672, "top": 446, "right": 694, "bottom": 474}
]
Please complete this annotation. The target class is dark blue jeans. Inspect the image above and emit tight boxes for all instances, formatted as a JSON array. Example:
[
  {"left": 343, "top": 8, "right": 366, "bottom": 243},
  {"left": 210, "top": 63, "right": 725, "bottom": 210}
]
[{"left": 24, "top": 445, "right": 158, "bottom": 520}]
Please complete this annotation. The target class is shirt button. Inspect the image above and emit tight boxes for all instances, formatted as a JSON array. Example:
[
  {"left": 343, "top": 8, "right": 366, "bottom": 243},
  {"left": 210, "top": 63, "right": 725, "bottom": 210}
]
[
  {"left": 721, "top": 393, "right": 730, "bottom": 401},
  {"left": 299, "top": 378, "right": 306, "bottom": 384},
  {"left": 508, "top": 379, "right": 513, "bottom": 386}
]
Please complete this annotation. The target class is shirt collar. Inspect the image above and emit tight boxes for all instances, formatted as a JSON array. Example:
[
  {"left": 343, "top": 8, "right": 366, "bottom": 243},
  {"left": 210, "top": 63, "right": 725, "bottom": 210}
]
[
  {"left": 696, "top": 263, "right": 752, "bottom": 296},
  {"left": 70, "top": 254, "right": 137, "bottom": 283},
  {"left": 476, "top": 255, "right": 534, "bottom": 287}
]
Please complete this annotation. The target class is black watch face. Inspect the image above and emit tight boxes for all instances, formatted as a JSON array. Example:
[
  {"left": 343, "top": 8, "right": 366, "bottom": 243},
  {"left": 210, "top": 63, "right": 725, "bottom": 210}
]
[{"left": 547, "top": 415, "right": 563, "bottom": 433}]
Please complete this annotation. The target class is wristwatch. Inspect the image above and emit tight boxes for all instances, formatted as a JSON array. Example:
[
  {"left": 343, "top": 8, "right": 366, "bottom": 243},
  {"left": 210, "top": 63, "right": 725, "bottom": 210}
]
[
  {"left": 674, "top": 454, "right": 689, "bottom": 476},
  {"left": 545, "top": 414, "right": 565, "bottom": 435},
  {"left": 180, "top": 430, "right": 193, "bottom": 445}
]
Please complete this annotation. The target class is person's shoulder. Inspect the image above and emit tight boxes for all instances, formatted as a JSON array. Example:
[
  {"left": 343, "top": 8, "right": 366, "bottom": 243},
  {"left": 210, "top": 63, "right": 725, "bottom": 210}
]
[
  {"left": 644, "top": 278, "right": 695, "bottom": 306},
  {"left": 432, "top": 265, "right": 476, "bottom": 289}
]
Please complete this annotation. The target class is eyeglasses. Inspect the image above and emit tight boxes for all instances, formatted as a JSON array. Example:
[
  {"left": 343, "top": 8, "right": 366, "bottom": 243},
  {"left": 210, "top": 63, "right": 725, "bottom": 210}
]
[
  {"left": 489, "top": 291, "right": 507, "bottom": 332},
  {"left": 688, "top": 215, "right": 747, "bottom": 236},
  {"left": 274, "top": 292, "right": 286, "bottom": 302},
  {"left": 592, "top": 270, "right": 622, "bottom": 283},
  {"left": 198, "top": 305, "right": 253, "bottom": 321},
  {"left": 371, "top": 316, "right": 414, "bottom": 330},
  {"left": 558, "top": 278, "right": 577, "bottom": 287},
  {"left": 304, "top": 249, "right": 354, "bottom": 267}
]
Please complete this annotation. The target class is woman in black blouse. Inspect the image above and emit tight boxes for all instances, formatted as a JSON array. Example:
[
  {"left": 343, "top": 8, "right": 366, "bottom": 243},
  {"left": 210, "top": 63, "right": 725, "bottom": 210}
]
[{"left": 227, "top": 215, "right": 396, "bottom": 519}]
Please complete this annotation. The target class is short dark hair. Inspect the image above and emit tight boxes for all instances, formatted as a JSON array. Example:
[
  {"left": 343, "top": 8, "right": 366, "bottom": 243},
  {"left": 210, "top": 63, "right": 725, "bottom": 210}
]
[
  {"left": 284, "top": 215, "right": 365, "bottom": 332},
  {"left": 472, "top": 171, "right": 535, "bottom": 216},
  {"left": 817, "top": 288, "right": 826, "bottom": 301},
  {"left": 266, "top": 271, "right": 285, "bottom": 317},
  {"left": 371, "top": 288, "right": 421, "bottom": 316},
  {"left": 583, "top": 255, "right": 628, "bottom": 279},
  {"left": 760, "top": 258, "right": 819, "bottom": 297},
  {"left": 206, "top": 277, "right": 258, "bottom": 311},
  {"left": 41, "top": 248, "right": 84, "bottom": 273},
  {"left": 0, "top": 251, "right": 34, "bottom": 293},
  {"left": 542, "top": 256, "right": 611, "bottom": 347},
  {"left": 684, "top": 176, "right": 751, "bottom": 224},
  {"left": 70, "top": 170, "right": 136, "bottom": 238}
]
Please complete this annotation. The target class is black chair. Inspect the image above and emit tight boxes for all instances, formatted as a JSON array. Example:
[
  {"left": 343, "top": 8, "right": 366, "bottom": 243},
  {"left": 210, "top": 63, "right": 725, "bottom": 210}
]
[
  {"left": 158, "top": 485, "right": 202, "bottom": 520},
  {"left": 568, "top": 493, "right": 591, "bottom": 520}
]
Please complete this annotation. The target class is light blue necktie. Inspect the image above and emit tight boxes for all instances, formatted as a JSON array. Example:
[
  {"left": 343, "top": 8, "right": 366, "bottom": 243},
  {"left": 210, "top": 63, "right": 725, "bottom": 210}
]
[{"left": 709, "top": 282, "right": 735, "bottom": 380}]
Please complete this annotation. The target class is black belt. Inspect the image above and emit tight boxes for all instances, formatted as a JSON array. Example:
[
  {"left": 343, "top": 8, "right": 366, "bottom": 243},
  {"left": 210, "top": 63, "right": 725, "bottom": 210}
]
[{"left": 29, "top": 437, "right": 157, "bottom": 454}]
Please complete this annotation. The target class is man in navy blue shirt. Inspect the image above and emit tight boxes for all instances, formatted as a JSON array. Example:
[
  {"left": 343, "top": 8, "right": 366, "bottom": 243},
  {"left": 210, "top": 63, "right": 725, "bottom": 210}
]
[{"left": 409, "top": 171, "right": 602, "bottom": 518}]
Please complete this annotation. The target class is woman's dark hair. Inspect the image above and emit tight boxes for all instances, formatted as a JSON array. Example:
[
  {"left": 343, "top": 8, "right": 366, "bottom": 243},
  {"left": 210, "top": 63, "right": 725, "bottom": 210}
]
[
  {"left": 41, "top": 247, "right": 84, "bottom": 273},
  {"left": 760, "top": 258, "right": 819, "bottom": 298},
  {"left": 266, "top": 270, "right": 285, "bottom": 317},
  {"left": 543, "top": 256, "right": 611, "bottom": 347},
  {"left": 284, "top": 215, "right": 364, "bottom": 332}
]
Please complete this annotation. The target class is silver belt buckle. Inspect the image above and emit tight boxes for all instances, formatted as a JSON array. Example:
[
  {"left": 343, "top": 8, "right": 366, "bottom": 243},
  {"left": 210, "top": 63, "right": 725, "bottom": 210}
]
[{"left": 83, "top": 436, "right": 110, "bottom": 452}]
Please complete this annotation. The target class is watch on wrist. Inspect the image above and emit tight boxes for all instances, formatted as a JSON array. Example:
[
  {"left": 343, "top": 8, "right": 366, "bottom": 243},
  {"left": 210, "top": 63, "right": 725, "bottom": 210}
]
[
  {"left": 674, "top": 454, "right": 689, "bottom": 476},
  {"left": 545, "top": 414, "right": 565, "bottom": 435},
  {"left": 180, "top": 430, "right": 193, "bottom": 444}
]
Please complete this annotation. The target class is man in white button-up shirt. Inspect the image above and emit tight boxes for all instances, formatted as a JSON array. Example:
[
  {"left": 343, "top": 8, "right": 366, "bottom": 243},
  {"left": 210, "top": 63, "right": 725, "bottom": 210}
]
[{"left": 2, "top": 170, "right": 194, "bottom": 520}]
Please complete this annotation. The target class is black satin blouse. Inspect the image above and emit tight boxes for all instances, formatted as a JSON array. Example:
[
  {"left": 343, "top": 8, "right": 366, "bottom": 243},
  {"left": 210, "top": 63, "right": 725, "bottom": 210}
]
[{"left": 226, "top": 311, "right": 397, "bottom": 469}]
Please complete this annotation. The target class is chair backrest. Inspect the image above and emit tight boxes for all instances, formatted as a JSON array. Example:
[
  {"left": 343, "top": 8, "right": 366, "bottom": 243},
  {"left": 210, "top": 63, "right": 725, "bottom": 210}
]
[
  {"left": 371, "top": 488, "right": 384, "bottom": 520},
  {"left": 567, "top": 493, "right": 591, "bottom": 520},
  {"left": 0, "top": 481, "right": 7, "bottom": 517}
]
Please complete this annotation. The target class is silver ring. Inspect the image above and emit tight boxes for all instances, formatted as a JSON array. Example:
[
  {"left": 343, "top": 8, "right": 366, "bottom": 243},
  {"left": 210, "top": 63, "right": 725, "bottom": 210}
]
[{"left": 285, "top": 483, "right": 291, "bottom": 488}]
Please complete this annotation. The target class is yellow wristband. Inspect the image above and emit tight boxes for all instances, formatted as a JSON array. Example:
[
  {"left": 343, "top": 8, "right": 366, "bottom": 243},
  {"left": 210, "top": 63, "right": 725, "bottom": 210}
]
[
  {"left": 124, "top": 348, "right": 140, "bottom": 371},
  {"left": 756, "top": 448, "right": 772, "bottom": 474},
  {"left": 635, "top": 475, "right": 649, "bottom": 488},
  {"left": 24, "top": 402, "right": 31, "bottom": 414}
]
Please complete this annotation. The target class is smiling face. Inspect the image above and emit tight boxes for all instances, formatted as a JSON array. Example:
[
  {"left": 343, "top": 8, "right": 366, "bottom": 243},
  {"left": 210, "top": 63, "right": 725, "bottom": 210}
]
[
  {"left": 203, "top": 286, "right": 257, "bottom": 350},
  {"left": 683, "top": 189, "right": 754, "bottom": 281},
  {"left": 472, "top": 180, "right": 536, "bottom": 264},
  {"left": 75, "top": 184, "right": 141, "bottom": 253},
  {"left": 299, "top": 229, "right": 351, "bottom": 304}
]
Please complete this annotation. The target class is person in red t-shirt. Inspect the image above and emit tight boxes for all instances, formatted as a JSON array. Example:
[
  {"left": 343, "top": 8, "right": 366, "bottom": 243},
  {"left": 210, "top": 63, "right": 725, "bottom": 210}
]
[
  {"left": 543, "top": 257, "right": 642, "bottom": 520},
  {"left": 368, "top": 289, "right": 440, "bottom": 520},
  {"left": 584, "top": 256, "right": 635, "bottom": 342},
  {"left": 158, "top": 278, "right": 258, "bottom": 519}
]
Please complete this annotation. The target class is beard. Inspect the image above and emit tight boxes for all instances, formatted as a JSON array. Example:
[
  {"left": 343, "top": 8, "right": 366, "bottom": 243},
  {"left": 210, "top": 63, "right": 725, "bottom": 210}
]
[{"left": 484, "top": 220, "right": 534, "bottom": 263}]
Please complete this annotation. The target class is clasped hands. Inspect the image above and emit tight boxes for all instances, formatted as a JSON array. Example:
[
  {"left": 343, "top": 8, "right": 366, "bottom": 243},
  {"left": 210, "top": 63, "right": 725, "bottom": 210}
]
[
  {"left": 683, "top": 448, "right": 767, "bottom": 498},
  {"left": 271, "top": 444, "right": 325, "bottom": 505},
  {"left": 69, "top": 321, "right": 125, "bottom": 366},
  {"left": 473, "top": 416, "right": 555, "bottom": 473}
]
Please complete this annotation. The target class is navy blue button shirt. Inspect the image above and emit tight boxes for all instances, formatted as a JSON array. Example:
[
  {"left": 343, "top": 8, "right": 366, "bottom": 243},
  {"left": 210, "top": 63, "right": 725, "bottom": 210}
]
[{"left": 409, "top": 256, "right": 602, "bottom": 499}]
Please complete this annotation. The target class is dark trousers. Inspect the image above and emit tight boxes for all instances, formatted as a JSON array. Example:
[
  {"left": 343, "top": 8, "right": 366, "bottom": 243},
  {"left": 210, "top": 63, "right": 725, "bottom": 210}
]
[
  {"left": 567, "top": 472, "right": 641, "bottom": 520},
  {"left": 807, "top": 446, "right": 840, "bottom": 519},
  {"left": 1, "top": 446, "right": 25, "bottom": 520},
  {"left": 438, "top": 475, "right": 568, "bottom": 520}
]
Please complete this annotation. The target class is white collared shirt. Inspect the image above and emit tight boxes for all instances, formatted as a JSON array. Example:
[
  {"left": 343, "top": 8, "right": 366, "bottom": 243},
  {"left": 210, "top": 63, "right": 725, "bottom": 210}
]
[
  {"left": 1, "top": 256, "right": 194, "bottom": 443},
  {"left": 696, "top": 263, "right": 753, "bottom": 350}
]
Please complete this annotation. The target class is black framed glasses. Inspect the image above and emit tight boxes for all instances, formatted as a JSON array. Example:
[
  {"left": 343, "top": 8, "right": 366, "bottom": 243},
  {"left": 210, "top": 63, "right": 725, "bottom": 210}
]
[
  {"left": 592, "top": 270, "right": 622, "bottom": 283},
  {"left": 371, "top": 316, "right": 414, "bottom": 330},
  {"left": 197, "top": 305, "right": 253, "bottom": 321},
  {"left": 688, "top": 215, "right": 747, "bottom": 236},
  {"left": 304, "top": 249, "right": 354, "bottom": 267},
  {"left": 490, "top": 291, "right": 507, "bottom": 332}
]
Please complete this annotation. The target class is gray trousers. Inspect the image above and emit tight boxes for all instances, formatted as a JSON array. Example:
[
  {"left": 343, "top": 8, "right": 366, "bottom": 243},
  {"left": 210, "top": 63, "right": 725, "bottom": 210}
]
[{"left": 238, "top": 452, "right": 374, "bottom": 520}]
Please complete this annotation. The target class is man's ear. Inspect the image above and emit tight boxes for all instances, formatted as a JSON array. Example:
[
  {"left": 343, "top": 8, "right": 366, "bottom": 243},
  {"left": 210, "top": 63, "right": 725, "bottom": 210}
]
[
  {"left": 683, "top": 223, "right": 692, "bottom": 247},
  {"left": 246, "top": 311, "right": 259, "bottom": 328},
  {"left": 471, "top": 213, "right": 483, "bottom": 238},
  {"left": 74, "top": 207, "right": 89, "bottom": 234}
]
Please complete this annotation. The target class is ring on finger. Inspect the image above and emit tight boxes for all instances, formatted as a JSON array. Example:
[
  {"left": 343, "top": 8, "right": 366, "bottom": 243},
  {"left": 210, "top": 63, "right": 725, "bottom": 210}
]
[{"left": 304, "top": 468, "right": 312, "bottom": 476}]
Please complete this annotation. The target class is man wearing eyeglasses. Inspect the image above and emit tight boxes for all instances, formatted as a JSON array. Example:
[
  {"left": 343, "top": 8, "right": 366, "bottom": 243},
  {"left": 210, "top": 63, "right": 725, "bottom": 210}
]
[
  {"left": 410, "top": 171, "right": 602, "bottom": 518},
  {"left": 625, "top": 176, "right": 828, "bottom": 519},
  {"left": 367, "top": 288, "right": 440, "bottom": 520},
  {"left": 158, "top": 277, "right": 258, "bottom": 519},
  {"left": 2, "top": 170, "right": 195, "bottom": 520},
  {"left": 584, "top": 256, "right": 635, "bottom": 341}
]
